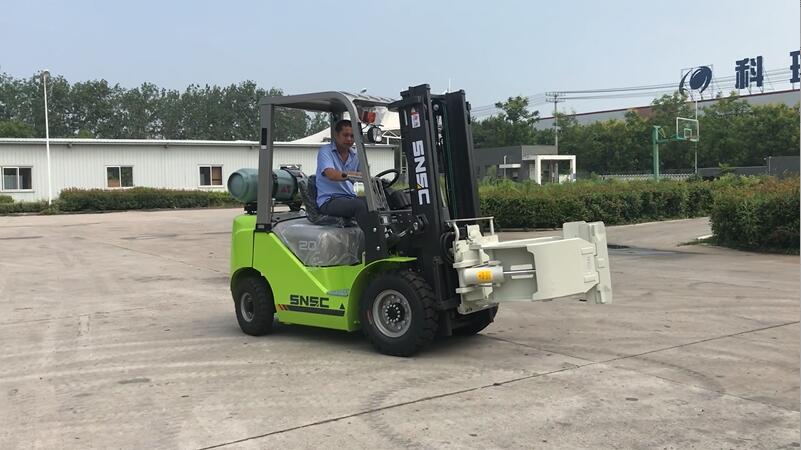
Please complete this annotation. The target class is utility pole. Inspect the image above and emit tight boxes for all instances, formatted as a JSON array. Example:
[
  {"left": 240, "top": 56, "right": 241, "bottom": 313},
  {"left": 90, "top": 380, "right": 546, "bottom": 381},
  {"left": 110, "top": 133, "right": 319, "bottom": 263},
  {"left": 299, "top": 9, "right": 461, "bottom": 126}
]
[
  {"left": 545, "top": 92, "right": 565, "bottom": 183},
  {"left": 545, "top": 92, "right": 564, "bottom": 154},
  {"left": 652, "top": 126, "right": 661, "bottom": 181}
]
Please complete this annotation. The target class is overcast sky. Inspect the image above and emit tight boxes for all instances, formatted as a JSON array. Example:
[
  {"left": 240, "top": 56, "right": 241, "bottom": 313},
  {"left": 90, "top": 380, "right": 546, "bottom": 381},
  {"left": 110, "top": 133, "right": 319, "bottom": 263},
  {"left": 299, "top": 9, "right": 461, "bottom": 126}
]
[{"left": 1, "top": 0, "right": 798, "bottom": 116}]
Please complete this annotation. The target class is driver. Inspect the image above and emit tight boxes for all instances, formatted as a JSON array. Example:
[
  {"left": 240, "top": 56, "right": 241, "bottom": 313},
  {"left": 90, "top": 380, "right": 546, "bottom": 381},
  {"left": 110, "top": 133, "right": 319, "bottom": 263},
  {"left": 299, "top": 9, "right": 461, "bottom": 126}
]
[{"left": 316, "top": 119, "right": 368, "bottom": 219}]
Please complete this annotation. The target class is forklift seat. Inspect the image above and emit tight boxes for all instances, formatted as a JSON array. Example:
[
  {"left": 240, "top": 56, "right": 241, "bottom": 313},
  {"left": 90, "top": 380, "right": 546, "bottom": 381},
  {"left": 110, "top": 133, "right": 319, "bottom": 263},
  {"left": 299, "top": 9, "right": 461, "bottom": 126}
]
[
  {"left": 273, "top": 218, "right": 364, "bottom": 266},
  {"left": 279, "top": 174, "right": 363, "bottom": 265},
  {"left": 298, "top": 175, "right": 355, "bottom": 227}
]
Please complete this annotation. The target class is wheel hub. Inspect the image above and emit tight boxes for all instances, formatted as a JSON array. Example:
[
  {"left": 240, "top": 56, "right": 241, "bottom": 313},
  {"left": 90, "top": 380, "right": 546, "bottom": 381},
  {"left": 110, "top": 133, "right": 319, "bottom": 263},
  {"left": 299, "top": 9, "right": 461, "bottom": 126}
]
[
  {"left": 385, "top": 303, "right": 404, "bottom": 323},
  {"left": 240, "top": 292, "right": 255, "bottom": 322},
  {"left": 372, "top": 289, "right": 411, "bottom": 338}
]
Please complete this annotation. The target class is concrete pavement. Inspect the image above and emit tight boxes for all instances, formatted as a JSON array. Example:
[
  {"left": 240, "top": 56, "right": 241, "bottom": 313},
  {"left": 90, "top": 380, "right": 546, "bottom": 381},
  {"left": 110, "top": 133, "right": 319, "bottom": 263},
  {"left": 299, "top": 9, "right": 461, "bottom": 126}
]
[{"left": 0, "top": 210, "right": 797, "bottom": 449}]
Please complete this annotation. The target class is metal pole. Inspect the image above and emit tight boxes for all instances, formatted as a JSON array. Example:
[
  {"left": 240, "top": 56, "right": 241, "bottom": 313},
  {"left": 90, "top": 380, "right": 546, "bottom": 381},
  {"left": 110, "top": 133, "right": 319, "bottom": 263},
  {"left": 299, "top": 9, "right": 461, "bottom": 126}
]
[
  {"left": 553, "top": 96, "right": 558, "bottom": 153},
  {"left": 545, "top": 92, "right": 564, "bottom": 153},
  {"left": 652, "top": 126, "right": 660, "bottom": 181},
  {"left": 694, "top": 100, "right": 698, "bottom": 175},
  {"left": 42, "top": 70, "right": 52, "bottom": 205}
]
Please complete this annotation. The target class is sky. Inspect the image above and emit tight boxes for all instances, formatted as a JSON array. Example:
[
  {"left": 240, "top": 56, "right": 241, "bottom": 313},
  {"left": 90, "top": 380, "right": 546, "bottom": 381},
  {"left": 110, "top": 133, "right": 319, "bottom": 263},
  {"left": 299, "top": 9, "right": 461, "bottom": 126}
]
[{"left": 1, "top": 0, "right": 798, "bottom": 117}]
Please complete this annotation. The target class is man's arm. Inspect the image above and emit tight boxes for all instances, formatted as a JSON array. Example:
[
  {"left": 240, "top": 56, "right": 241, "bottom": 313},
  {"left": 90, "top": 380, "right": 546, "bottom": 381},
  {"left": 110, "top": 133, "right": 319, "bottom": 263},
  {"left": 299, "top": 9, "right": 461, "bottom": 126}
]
[
  {"left": 317, "top": 147, "right": 361, "bottom": 181},
  {"left": 317, "top": 148, "right": 343, "bottom": 180},
  {"left": 322, "top": 167, "right": 353, "bottom": 180}
]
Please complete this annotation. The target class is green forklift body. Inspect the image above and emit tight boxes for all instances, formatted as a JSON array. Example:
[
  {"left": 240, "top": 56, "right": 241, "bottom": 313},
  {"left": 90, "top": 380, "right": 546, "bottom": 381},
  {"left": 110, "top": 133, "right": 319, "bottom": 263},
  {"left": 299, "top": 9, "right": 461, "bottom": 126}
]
[{"left": 230, "top": 214, "right": 415, "bottom": 331}]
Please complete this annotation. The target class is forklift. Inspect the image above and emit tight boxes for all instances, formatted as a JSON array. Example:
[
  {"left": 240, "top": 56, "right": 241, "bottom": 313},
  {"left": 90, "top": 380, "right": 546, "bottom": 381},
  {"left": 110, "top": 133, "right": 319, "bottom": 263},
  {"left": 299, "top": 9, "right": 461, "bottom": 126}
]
[{"left": 227, "top": 84, "right": 612, "bottom": 356}]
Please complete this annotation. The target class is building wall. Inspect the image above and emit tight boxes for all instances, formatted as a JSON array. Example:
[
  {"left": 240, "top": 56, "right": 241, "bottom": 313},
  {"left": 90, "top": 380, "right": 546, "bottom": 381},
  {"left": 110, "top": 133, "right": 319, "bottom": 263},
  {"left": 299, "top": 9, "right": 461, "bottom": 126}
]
[
  {"left": 473, "top": 146, "right": 522, "bottom": 179},
  {"left": 472, "top": 145, "right": 558, "bottom": 180},
  {"left": 0, "top": 139, "right": 396, "bottom": 201}
]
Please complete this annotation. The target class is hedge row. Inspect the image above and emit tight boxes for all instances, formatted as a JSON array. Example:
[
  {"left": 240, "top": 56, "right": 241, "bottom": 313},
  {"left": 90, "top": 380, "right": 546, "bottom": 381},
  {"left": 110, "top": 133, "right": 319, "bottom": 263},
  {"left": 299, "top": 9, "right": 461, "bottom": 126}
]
[
  {"left": 0, "top": 188, "right": 242, "bottom": 215},
  {"left": 57, "top": 187, "right": 241, "bottom": 211},
  {"left": 710, "top": 177, "right": 799, "bottom": 252},
  {"left": 479, "top": 179, "right": 715, "bottom": 229},
  {"left": 0, "top": 194, "right": 13, "bottom": 204},
  {"left": 0, "top": 200, "right": 50, "bottom": 214},
  {"left": 3, "top": 179, "right": 796, "bottom": 253}
]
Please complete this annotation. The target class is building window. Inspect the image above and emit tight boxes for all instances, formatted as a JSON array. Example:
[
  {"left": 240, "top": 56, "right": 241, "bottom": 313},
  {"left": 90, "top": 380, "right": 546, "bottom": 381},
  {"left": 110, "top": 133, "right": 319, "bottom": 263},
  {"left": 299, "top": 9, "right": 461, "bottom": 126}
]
[
  {"left": 199, "top": 165, "right": 223, "bottom": 186},
  {"left": 2, "top": 167, "right": 33, "bottom": 191},
  {"left": 107, "top": 166, "right": 134, "bottom": 188}
]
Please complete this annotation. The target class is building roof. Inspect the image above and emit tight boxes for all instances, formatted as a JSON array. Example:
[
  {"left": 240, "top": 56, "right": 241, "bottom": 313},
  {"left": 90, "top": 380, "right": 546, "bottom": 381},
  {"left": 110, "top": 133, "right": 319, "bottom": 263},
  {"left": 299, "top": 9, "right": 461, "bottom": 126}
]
[
  {"left": 0, "top": 138, "right": 261, "bottom": 146},
  {"left": 0, "top": 138, "right": 394, "bottom": 148},
  {"left": 476, "top": 144, "right": 558, "bottom": 155}
]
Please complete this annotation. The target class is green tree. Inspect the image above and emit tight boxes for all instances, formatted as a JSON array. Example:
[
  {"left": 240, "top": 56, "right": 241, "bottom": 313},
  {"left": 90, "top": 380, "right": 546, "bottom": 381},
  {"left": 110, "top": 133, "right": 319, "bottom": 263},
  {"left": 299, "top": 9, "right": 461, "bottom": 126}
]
[
  {"left": 559, "top": 91, "right": 708, "bottom": 174},
  {"left": 472, "top": 96, "right": 540, "bottom": 148},
  {"left": 222, "top": 81, "right": 261, "bottom": 140},
  {"left": 156, "top": 88, "right": 184, "bottom": 139},
  {"left": 117, "top": 83, "right": 162, "bottom": 138},
  {"left": 558, "top": 114, "right": 644, "bottom": 174},
  {"left": 0, "top": 120, "right": 34, "bottom": 137},
  {"left": 68, "top": 79, "right": 123, "bottom": 138},
  {"left": 0, "top": 71, "right": 795, "bottom": 172},
  {"left": 697, "top": 94, "right": 799, "bottom": 167},
  {"left": 649, "top": 91, "right": 695, "bottom": 170},
  {"left": 32, "top": 74, "right": 72, "bottom": 138},
  {"left": 307, "top": 112, "right": 330, "bottom": 135}
]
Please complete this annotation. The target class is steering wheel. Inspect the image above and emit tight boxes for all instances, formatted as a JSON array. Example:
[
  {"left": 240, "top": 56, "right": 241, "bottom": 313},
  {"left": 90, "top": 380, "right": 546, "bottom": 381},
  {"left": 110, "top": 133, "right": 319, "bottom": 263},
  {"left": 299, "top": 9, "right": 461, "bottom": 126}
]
[{"left": 374, "top": 168, "right": 400, "bottom": 188}]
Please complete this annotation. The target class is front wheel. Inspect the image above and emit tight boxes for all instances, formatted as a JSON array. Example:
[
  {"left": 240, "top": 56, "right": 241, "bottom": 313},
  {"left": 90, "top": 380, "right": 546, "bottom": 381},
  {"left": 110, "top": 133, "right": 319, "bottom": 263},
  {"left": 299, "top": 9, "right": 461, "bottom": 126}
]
[
  {"left": 360, "top": 271, "right": 438, "bottom": 357},
  {"left": 453, "top": 306, "right": 498, "bottom": 336},
  {"left": 232, "top": 275, "right": 275, "bottom": 336}
]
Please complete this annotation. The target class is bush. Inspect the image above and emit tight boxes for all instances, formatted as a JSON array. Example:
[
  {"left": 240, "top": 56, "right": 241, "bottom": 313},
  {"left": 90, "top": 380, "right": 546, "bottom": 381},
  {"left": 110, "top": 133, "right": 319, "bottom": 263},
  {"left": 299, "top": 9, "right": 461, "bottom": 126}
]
[
  {"left": 0, "top": 201, "right": 49, "bottom": 214},
  {"left": 477, "top": 176, "right": 797, "bottom": 252},
  {"left": 58, "top": 188, "right": 241, "bottom": 211},
  {"left": 0, "top": 194, "right": 13, "bottom": 204},
  {"left": 710, "top": 177, "right": 799, "bottom": 252},
  {"left": 479, "top": 179, "right": 715, "bottom": 229}
]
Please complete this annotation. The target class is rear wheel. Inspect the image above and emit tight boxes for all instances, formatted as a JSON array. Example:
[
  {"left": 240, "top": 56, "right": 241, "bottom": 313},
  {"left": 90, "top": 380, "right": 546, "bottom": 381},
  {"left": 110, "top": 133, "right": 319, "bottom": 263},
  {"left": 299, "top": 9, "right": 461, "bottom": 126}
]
[
  {"left": 360, "top": 271, "right": 438, "bottom": 356},
  {"left": 453, "top": 306, "right": 498, "bottom": 336},
  {"left": 232, "top": 275, "right": 275, "bottom": 336}
]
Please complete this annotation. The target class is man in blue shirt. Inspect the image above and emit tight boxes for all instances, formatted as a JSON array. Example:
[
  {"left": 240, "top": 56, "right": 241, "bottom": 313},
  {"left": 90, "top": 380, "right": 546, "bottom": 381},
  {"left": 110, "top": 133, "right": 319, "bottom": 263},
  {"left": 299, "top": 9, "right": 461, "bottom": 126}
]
[{"left": 316, "top": 119, "right": 368, "bottom": 219}]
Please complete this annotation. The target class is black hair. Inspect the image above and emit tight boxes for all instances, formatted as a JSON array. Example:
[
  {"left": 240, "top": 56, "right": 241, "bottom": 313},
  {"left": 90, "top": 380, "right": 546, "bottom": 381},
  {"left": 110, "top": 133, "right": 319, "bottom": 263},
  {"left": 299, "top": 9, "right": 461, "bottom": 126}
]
[{"left": 334, "top": 119, "right": 352, "bottom": 134}]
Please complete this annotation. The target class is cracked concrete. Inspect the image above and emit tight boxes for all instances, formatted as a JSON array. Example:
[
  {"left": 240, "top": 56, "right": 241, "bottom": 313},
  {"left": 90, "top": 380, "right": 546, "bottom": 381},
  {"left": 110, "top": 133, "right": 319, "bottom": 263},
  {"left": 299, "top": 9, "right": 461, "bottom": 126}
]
[{"left": 0, "top": 210, "right": 797, "bottom": 449}]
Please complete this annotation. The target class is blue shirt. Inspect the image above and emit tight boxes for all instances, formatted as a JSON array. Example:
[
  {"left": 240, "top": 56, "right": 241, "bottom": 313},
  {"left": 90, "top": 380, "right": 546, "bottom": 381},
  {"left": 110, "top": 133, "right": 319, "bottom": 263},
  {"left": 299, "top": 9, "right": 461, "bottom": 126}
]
[{"left": 315, "top": 142, "right": 360, "bottom": 207}]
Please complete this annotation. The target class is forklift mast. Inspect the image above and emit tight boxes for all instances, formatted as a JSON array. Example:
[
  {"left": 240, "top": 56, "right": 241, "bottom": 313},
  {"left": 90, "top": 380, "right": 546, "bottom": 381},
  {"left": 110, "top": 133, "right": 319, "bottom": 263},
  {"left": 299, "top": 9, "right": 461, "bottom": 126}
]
[{"left": 391, "top": 84, "right": 482, "bottom": 305}]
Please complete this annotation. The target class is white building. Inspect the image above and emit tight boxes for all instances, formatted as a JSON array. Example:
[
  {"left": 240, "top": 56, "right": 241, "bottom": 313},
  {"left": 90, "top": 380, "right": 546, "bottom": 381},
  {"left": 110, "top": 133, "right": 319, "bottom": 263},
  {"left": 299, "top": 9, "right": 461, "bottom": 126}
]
[{"left": 0, "top": 138, "right": 397, "bottom": 202}]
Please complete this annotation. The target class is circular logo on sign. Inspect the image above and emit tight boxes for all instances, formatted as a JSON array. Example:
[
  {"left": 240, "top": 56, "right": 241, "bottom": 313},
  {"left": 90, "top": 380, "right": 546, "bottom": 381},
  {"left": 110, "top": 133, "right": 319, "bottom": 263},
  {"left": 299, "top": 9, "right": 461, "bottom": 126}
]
[{"left": 679, "top": 66, "right": 713, "bottom": 95}]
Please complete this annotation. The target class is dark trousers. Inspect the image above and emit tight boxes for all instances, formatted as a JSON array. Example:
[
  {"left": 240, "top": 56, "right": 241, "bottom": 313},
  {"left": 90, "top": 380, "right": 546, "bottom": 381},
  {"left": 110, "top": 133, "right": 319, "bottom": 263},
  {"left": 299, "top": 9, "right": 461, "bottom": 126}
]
[{"left": 320, "top": 196, "right": 368, "bottom": 219}]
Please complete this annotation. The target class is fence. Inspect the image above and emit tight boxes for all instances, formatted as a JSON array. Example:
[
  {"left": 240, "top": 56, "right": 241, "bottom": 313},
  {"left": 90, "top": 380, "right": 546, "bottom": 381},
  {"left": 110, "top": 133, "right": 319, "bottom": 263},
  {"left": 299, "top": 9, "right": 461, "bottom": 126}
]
[{"left": 598, "top": 173, "right": 694, "bottom": 181}]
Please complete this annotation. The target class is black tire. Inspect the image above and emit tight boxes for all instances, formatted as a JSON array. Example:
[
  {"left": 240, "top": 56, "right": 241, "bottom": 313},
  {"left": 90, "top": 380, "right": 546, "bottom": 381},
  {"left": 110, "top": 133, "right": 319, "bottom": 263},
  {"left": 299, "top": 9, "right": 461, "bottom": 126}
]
[
  {"left": 232, "top": 275, "right": 275, "bottom": 336},
  {"left": 360, "top": 270, "right": 438, "bottom": 357},
  {"left": 453, "top": 306, "right": 498, "bottom": 336}
]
